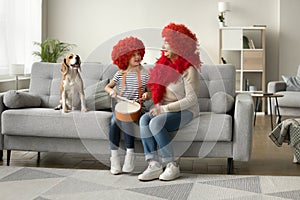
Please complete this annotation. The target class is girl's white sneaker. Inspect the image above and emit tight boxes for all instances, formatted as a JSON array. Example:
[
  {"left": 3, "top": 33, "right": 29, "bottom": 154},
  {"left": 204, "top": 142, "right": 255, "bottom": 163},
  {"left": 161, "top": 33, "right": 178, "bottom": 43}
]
[
  {"left": 110, "top": 156, "right": 121, "bottom": 175},
  {"left": 122, "top": 153, "right": 135, "bottom": 173}
]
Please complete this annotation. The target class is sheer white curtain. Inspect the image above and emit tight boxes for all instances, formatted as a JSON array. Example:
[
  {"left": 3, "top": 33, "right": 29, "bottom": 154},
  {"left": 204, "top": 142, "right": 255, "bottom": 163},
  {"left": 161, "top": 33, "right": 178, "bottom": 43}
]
[{"left": 0, "top": 0, "right": 42, "bottom": 76}]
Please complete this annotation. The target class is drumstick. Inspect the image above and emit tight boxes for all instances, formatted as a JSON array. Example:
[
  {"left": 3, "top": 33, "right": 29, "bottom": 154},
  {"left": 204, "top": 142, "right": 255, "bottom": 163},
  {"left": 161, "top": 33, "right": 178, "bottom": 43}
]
[{"left": 116, "top": 95, "right": 135, "bottom": 104}]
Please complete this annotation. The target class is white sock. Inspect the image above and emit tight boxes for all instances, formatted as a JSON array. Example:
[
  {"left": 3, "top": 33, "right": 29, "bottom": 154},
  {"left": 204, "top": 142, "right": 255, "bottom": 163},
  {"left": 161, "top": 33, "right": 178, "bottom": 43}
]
[
  {"left": 149, "top": 159, "right": 161, "bottom": 167},
  {"left": 111, "top": 150, "right": 118, "bottom": 157},
  {"left": 170, "top": 161, "right": 178, "bottom": 167},
  {"left": 126, "top": 148, "right": 134, "bottom": 154}
]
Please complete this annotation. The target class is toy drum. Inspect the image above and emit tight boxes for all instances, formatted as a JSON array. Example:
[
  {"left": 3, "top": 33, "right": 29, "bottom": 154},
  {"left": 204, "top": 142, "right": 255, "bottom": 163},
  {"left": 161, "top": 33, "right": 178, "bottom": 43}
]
[{"left": 115, "top": 101, "right": 141, "bottom": 122}]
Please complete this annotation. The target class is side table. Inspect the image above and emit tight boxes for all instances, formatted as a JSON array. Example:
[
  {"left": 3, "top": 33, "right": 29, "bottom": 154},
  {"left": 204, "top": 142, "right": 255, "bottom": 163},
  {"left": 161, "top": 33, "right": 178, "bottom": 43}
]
[{"left": 251, "top": 93, "right": 284, "bottom": 130}]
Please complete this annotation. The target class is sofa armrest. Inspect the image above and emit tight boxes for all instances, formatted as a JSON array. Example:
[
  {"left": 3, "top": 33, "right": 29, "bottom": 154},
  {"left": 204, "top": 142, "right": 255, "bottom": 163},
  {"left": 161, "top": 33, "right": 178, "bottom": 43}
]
[
  {"left": 268, "top": 81, "right": 287, "bottom": 93},
  {"left": 233, "top": 93, "right": 254, "bottom": 161},
  {"left": 0, "top": 92, "right": 7, "bottom": 151}
]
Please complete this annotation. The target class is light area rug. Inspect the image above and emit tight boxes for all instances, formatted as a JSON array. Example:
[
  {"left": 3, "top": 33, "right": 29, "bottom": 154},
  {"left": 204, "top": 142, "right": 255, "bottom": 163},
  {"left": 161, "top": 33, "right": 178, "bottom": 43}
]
[{"left": 0, "top": 166, "right": 300, "bottom": 200}]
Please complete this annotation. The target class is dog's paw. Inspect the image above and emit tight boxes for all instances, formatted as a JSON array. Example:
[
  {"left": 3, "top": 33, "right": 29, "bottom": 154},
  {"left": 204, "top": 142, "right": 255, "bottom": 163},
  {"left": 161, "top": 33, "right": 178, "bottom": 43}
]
[
  {"left": 81, "top": 108, "right": 88, "bottom": 112},
  {"left": 54, "top": 105, "right": 62, "bottom": 110},
  {"left": 62, "top": 108, "right": 68, "bottom": 113}
]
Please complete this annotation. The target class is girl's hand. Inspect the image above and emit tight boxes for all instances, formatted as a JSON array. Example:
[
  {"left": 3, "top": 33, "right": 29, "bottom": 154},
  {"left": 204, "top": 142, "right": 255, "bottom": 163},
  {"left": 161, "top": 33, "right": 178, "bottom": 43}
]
[{"left": 109, "top": 90, "right": 117, "bottom": 98}]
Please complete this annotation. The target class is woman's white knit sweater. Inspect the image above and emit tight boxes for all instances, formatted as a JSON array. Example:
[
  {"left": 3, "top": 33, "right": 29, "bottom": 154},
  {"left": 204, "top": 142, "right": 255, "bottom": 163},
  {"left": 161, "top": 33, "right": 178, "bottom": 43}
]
[{"left": 160, "top": 66, "right": 200, "bottom": 117}]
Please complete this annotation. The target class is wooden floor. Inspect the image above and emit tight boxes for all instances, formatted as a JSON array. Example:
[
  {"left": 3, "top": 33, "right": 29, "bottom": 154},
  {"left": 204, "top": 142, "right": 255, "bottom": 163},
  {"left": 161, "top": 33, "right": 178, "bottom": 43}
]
[{"left": 1, "top": 115, "right": 299, "bottom": 175}]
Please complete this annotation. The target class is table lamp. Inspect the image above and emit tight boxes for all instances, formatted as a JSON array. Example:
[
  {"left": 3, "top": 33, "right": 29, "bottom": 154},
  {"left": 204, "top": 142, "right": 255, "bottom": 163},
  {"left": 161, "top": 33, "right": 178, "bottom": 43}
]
[
  {"left": 218, "top": 2, "right": 230, "bottom": 27},
  {"left": 9, "top": 64, "right": 24, "bottom": 90}
]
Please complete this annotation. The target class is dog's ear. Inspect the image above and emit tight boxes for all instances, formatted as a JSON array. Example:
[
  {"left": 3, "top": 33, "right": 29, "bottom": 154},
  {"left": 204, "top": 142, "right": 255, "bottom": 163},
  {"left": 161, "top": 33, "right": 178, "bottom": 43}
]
[
  {"left": 77, "top": 55, "right": 82, "bottom": 72},
  {"left": 61, "top": 58, "right": 69, "bottom": 75}
]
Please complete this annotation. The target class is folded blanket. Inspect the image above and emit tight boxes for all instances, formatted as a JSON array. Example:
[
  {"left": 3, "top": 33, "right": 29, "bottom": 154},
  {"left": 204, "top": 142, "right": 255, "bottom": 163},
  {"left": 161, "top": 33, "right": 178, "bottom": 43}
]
[{"left": 269, "top": 118, "right": 300, "bottom": 162}]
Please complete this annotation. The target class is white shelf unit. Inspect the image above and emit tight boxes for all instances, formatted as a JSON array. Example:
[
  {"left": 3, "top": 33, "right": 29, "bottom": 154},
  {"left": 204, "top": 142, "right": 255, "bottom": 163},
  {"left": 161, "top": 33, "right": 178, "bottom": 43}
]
[{"left": 219, "top": 26, "right": 266, "bottom": 111}]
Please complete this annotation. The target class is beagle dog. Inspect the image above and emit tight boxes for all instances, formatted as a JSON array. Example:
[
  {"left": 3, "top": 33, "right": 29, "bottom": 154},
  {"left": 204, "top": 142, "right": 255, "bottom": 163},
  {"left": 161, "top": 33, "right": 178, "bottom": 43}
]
[{"left": 55, "top": 54, "right": 87, "bottom": 113}]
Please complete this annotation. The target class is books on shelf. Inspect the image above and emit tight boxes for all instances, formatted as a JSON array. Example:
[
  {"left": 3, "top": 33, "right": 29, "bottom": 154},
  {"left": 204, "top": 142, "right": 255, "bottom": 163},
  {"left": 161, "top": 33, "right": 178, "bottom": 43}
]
[{"left": 248, "top": 39, "right": 255, "bottom": 49}]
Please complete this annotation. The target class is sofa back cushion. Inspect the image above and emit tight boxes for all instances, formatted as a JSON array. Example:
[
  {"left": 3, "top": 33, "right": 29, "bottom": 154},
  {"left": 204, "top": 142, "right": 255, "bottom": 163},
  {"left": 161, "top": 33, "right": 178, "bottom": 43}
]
[
  {"left": 198, "top": 64, "right": 235, "bottom": 112},
  {"left": 29, "top": 62, "right": 118, "bottom": 108}
]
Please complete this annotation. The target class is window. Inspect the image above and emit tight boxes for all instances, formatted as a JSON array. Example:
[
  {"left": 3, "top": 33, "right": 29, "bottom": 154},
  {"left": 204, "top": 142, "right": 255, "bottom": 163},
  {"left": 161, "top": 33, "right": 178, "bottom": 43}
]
[{"left": 0, "top": 0, "right": 42, "bottom": 77}]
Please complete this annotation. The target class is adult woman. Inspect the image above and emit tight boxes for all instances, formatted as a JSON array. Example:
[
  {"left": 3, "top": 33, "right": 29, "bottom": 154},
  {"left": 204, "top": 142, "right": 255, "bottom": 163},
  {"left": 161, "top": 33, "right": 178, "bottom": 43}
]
[
  {"left": 138, "top": 23, "right": 201, "bottom": 181},
  {"left": 105, "top": 37, "right": 150, "bottom": 175}
]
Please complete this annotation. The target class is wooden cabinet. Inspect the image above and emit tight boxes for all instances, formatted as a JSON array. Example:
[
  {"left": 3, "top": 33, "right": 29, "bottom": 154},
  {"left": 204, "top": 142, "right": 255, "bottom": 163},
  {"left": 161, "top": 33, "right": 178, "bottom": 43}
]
[{"left": 219, "top": 26, "right": 266, "bottom": 110}]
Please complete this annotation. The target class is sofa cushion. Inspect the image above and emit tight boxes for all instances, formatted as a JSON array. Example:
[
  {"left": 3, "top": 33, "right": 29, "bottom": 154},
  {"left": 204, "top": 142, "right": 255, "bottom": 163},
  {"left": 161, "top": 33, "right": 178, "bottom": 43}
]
[
  {"left": 85, "top": 79, "right": 111, "bottom": 111},
  {"left": 29, "top": 62, "right": 118, "bottom": 108},
  {"left": 198, "top": 64, "right": 236, "bottom": 112},
  {"left": 211, "top": 92, "right": 234, "bottom": 113},
  {"left": 3, "top": 90, "right": 41, "bottom": 108},
  {"left": 2, "top": 108, "right": 112, "bottom": 140},
  {"left": 277, "top": 91, "right": 300, "bottom": 108},
  {"left": 169, "top": 112, "right": 232, "bottom": 142},
  {"left": 2, "top": 109, "right": 231, "bottom": 142},
  {"left": 282, "top": 75, "right": 300, "bottom": 91}
]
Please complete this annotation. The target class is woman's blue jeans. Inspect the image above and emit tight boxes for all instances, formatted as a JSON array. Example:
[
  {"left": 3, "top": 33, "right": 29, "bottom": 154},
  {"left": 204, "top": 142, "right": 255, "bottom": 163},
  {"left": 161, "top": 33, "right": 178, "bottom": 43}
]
[
  {"left": 139, "top": 110, "right": 193, "bottom": 163},
  {"left": 109, "top": 113, "right": 136, "bottom": 150}
]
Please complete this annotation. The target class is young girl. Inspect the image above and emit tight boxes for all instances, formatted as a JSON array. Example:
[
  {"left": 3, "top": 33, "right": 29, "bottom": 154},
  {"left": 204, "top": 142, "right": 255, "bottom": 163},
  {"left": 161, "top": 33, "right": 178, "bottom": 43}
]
[{"left": 105, "top": 36, "right": 150, "bottom": 175}]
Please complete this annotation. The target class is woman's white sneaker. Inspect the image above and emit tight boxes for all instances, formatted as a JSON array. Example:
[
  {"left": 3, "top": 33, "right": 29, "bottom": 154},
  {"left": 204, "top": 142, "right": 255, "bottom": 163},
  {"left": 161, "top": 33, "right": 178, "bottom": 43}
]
[
  {"left": 138, "top": 163, "right": 163, "bottom": 181},
  {"left": 159, "top": 162, "right": 180, "bottom": 181},
  {"left": 110, "top": 156, "right": 121, "bottom": 175},
  {"left": 122, "top": 153, "right": 135, "bottom": 173}
]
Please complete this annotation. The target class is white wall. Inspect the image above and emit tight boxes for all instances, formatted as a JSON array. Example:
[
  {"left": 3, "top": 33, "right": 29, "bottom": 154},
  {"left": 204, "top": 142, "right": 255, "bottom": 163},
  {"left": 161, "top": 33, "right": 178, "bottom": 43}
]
[
  {"left": 45, "top": 0, "right": 281, "bottom": 83},
  {"left": 279, "top": 0, "right": 300, "bottom": 77}
]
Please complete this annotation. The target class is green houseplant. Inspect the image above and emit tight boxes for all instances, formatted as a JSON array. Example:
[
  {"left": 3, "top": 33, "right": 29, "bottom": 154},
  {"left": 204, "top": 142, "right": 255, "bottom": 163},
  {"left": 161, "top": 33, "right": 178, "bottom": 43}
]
[{"left": 33, "top": 39, "right": 76, "bottom": 63}]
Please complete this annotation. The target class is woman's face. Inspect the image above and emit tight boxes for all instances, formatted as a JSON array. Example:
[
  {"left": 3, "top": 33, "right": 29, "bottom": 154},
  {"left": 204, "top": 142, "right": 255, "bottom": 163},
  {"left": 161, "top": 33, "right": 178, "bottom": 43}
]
[
  {"left": 128, "top": 51, "right": 142, "bottom": 67},
  {"left": 162, "top": 40, "right": 177, "bottom": 61}
]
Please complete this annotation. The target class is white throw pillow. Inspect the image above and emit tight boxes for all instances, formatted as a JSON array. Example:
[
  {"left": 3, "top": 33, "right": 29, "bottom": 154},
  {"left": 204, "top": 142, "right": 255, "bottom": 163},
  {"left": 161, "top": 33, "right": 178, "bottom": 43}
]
[
  {"left": 3, "top": 90, "right": 41, "bottom": 108},
  {"left": 84, "top": 79, "right": 112, "bottom": 111},
  {"left": 211, "top": 91, "right": 234, "bottom": 114},
  {"left": 282, "top": 75, "right": 300, "bottom": 91}
]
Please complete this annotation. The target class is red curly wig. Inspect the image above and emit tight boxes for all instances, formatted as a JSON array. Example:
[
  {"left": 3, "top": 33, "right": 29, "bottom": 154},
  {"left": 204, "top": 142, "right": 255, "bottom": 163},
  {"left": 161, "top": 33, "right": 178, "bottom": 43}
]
[
  {"left": 111, "top": 36, "right": 145, "bottom": 70},
  {"left": 162, "top": 22, "right": 201, "bottom": 68},
  {"left": 148, "top": 23, "right": 201, "bottom": 104}
]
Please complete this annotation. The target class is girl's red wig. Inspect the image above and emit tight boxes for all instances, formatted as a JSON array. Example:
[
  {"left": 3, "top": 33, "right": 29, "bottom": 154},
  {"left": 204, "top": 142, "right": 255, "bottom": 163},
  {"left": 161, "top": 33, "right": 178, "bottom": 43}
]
[
  {"left": 162, "top": 23, "right": 201, "bottom": 68},
  {"left": 111, "top": 36, "right": 145, "bottom": 70}
]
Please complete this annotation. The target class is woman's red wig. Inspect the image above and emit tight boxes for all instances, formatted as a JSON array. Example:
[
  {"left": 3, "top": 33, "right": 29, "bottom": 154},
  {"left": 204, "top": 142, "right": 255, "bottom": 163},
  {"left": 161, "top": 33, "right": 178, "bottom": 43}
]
[
  {"left": 111, "top": 36, "right": 145, "bottom": 70},
  {"left": 162, "top": 23, "right": 201, "bottom": 68},
  {"left": 148, "top": 23, "right": 202, "bottom": 104}
]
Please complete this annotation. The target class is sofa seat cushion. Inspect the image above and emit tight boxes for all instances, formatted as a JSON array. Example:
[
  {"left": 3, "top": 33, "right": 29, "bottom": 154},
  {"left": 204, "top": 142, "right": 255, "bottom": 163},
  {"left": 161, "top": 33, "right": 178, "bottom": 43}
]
[
  {"left": 170, "top": 112, "right": 232, "bottom": 142},
  {"left": 2, "top": 108, "right": 112, "bottom": 140},
  {"left": 2, "top": 109, "right": 232, "bottom": 143},
  {"left": 277, "top": 91, "right": 300, "bottom": 108}
]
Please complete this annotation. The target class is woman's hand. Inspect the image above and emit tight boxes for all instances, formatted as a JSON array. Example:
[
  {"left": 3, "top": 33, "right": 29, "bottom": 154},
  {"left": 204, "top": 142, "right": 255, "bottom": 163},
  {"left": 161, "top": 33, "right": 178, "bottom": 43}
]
[
  {"left": 150, "top": 104, "right": 162, "bottom": 117},
  {"left": 142, "top": 92, "right": 151, "bottom": 100}
]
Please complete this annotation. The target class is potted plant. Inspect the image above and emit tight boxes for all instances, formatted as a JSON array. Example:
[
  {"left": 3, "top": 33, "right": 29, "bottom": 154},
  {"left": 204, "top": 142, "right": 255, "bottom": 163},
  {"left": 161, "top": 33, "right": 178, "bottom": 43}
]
[{"left": 33, "top": 39, "right": 76, "bottom": 63}]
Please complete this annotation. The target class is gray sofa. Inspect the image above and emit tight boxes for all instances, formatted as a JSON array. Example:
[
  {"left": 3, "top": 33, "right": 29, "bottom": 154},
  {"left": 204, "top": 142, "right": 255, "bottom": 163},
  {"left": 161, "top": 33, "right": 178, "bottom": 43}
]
[
  {"left": 0, "top": 62, "right": 254, "bottom": 174},
  {"left": 268, "top": 65, "right": 300, "bottom": 116}
]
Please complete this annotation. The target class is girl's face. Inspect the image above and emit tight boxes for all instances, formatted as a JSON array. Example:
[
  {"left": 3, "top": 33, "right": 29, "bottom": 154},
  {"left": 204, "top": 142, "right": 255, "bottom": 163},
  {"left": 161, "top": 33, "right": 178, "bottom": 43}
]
[
  {"left": 162, "top": 40, "right": 177, "bottom": 61},
  {"left": 128, "top": 51, "right": 142, "bottom": 67}
]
